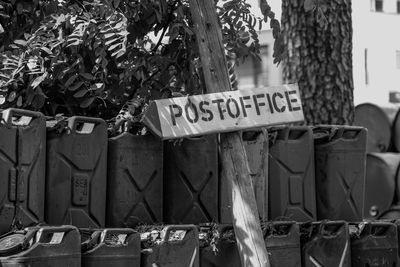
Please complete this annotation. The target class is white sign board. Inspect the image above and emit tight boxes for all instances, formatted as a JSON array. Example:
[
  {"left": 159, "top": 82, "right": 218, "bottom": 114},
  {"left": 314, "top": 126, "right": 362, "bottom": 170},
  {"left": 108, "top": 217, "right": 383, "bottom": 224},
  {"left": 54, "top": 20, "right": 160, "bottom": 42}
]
[{"left": 142, "top": 84, "right": 304, "bottom": 139}]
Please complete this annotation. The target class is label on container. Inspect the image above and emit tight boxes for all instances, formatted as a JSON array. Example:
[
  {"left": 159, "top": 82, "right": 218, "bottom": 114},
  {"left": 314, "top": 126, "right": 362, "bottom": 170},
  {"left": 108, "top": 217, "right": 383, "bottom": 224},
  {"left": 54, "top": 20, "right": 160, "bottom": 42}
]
[{"left": 72, "top": 174, "right": 89, "bottom": 205}]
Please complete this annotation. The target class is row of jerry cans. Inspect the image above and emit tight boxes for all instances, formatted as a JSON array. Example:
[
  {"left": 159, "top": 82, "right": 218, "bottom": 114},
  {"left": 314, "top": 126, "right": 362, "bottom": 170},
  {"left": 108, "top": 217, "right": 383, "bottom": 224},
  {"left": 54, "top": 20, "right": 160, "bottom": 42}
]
[
  {"left": 0, "top": 224, "right": 198, "bottom": 267},
  {"left": 0, "top": 221, "right": 398, "bottom": 267},
  {"left": 201, "top": 220, "right": 400, "bottom": 267},
  {"left": 0, "top": 225, "right": 139, "bottom": 266},
  {"left": 0, "top": 107, "right": 368, "bottom": 232},
  {"left": 0, "top": 108, "right": 108, "bottom": 234},
  {"left": 112, "top": 124, "right": 368, "bottom": 226}
]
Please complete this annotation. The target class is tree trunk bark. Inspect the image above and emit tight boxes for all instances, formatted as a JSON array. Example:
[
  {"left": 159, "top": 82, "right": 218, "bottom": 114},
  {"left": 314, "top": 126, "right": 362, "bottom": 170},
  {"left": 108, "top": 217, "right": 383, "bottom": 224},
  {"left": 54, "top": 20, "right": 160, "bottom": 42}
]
[{"left": 281, "top": 0, "right": 354, "bottom": 125}]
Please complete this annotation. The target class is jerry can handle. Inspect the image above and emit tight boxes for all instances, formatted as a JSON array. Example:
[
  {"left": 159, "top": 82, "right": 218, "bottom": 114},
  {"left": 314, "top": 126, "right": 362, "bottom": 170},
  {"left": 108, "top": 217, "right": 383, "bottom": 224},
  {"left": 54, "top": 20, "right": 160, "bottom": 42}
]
[
  {"left": 276, "top": 126, "right": 290, "bottom": 141},
  {"left": 81, "top": 230, "right": 102, "bottom": 252},
  {"left": 320, "top": 221, "right": 346, "bottom": 237},
  {"left": 1, "top": 108, "right": 43, "bottom": 126},
  {"left": 274, "top": 126, "right": 308, "bottom": 141},
  {"left": 287, "top": 127, "right": 309, "bottom": 140},
  {"left": 99, "top": 228, "right": 136, "bottom": 245},
  {"left": 366, "top": 222, "right": 396, "bottom": 237},
  {"left": 342, "top": 127, "right": 364, "bottom": 140},
  {"left": 21, "top": 228, "right": 40, "bottom": 248},
  {"left": 264, "top": 221, "right": 296, "bottom": 237},
  {"left": 184, "top": 136, "right": 206, "bottom": 141},
  {"left": 68, "top": 116, "right": 104, "bottom": 134},
  {"left": 271, "top": 221, "right": 296, "bottom": 236},
  {"left": 162, "top": 224, "right": 198, "bottom": 242},
  {"left": 36, "top": 225, "right": 77, "bottom": 245}
]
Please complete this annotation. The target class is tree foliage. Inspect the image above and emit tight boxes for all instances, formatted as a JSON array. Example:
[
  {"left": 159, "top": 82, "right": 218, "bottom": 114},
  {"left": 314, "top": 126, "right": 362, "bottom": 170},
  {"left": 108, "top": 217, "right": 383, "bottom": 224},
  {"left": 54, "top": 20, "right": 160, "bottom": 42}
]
[{"left": 0, "top": 0, "right": 281, "bottom": 131}]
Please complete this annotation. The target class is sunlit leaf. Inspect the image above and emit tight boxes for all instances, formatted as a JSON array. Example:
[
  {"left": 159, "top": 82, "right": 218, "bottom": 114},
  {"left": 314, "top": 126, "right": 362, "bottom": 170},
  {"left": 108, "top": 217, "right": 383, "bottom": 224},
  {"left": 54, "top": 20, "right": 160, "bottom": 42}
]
[
  {"left": 14, "top": 40, "right": 27, "bottom": 46},
  {"left": 31, "top": 72, "right": 48, "bottom": 89}
]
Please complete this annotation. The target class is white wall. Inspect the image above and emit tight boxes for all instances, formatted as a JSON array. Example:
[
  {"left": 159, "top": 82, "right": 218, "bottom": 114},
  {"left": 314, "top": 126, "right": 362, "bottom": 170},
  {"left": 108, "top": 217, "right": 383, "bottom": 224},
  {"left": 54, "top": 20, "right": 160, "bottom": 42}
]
[
  {"left": 353, "top": 0, "right": 400, "bottom": 105},
  {"left": 235, "top": 0, "right": 283, "bottom": 89},
  {"left": 243, "top": 0, "right": 400, "bottom": 106}
]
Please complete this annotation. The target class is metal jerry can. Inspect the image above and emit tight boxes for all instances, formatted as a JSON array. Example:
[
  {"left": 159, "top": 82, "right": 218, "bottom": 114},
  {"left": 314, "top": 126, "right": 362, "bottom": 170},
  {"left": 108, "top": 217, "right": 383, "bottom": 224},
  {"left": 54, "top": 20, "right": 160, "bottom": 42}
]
[
  {"left": 268, "top": 126, "right": 317, "bottom": 221},
  {"left": 141, "top": 224, "right": 199, "bottom": 267},
  {"left": 264, "top": 221, "right": 302, "bottom": 267},
  {"left": 300, "top": 221, "right": 351, "bottom": 267},
  {"left": 46, "top": 116, "right": 108, "bottom": 227},
  {"left": 350, "top": 221, "right": 399, "bottom": 267},
  {"left": 0, "top": 108, "right": 46, "bottom": 234},
  {"left": 107, "top": 133, "right": 163, "bottom": 227},
  {"left": 0, "top": 225, "right": 80, "bottom": 267},
  {"left": 81, "top": 228, "right": 140, "bottom": 266},
  {"left": 314, "top": 125, "right": 367, "bottom": 221},
  {"left": 164, "top": 136, "right": 218, "bottom": 224}
]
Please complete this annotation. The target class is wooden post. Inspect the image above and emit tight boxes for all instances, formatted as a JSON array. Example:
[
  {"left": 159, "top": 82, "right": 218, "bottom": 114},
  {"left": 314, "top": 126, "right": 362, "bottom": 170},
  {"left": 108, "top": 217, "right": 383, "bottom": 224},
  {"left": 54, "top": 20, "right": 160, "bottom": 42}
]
[{"left": 188, "top": 1, "right": 270, "bottom": 266}]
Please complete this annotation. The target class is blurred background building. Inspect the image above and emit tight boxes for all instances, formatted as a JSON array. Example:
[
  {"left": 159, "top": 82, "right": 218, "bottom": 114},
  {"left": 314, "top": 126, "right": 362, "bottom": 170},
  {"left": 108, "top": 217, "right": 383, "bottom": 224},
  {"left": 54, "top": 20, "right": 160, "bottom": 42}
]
[{"left": 242, "top": 0, "right": 400, "bottom": 105}]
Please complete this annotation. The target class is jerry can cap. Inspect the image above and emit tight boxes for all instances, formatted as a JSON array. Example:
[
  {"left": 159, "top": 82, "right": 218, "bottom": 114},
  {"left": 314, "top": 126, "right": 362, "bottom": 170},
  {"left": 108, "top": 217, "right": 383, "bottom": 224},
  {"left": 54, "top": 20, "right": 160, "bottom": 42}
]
[
  {"left": 313, "top": 127, "right": 332, "bottom": 144},
  {"left": 0, "top": 233, "right": 25, "bottom": 256}
]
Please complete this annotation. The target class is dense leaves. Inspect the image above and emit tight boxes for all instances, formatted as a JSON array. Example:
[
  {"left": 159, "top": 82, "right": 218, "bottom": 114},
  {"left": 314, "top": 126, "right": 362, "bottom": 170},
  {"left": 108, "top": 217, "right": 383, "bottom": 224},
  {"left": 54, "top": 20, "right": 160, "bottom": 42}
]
[{"left": 0, "top": 0, "right": 281, "bottom": 132}]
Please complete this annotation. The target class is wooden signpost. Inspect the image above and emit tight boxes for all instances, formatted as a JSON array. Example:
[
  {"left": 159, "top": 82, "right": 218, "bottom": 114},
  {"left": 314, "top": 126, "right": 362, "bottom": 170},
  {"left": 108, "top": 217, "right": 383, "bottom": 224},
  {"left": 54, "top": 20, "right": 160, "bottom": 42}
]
[
  {"left": 142, "top": 84, "right": 303, "bottom": 139},
  {"left": 142, "top": 1, "right": 305, "bottom": 266}
]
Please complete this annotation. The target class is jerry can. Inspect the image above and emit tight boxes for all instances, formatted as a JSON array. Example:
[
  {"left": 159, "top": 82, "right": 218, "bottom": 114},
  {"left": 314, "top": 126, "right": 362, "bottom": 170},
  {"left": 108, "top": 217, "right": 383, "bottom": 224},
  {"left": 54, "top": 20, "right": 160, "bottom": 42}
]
[
  {"left": 0, "top": 225, "right": 80, "bottom": 266},
  {"left": 164, "top": 136, "right": 218, "bottom": 224},
  {"left": 300, "top": 221, "right": 351, "bottom": 267},
  {"left": 46, "top": 116, "right": 108, "bottom": 227},
  {"left": 107, "top": 132, "right": 163, "bottom": 227},
  {"left": 268, "top": 126, "right": 316, "bottom": 221},
  {"left": 314, "top": 126, "right": 367, "bottom": 221},
  {"left": 365, "top": 153, "right": 399, "bottom": 219},
  {"left": 0, "top": 108, "right": 46, "bottom": 234},
  {"left": 141, "top": 224, "right": 199, "bottom": 267},
  {"left": 264, "top": 221, "right": 302, "bottom": 267},
  {"left": 220, "top": 130, "right": 269, "bottom": 223},
  {"left": 350, "top": 221, "right": 399, "bottom": 267},
  {"left": 200, "top": 224, "right": 241, "bottom": 267},
  {"left": 81, "top": 228, "right": 140, "bottom": 266}
]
